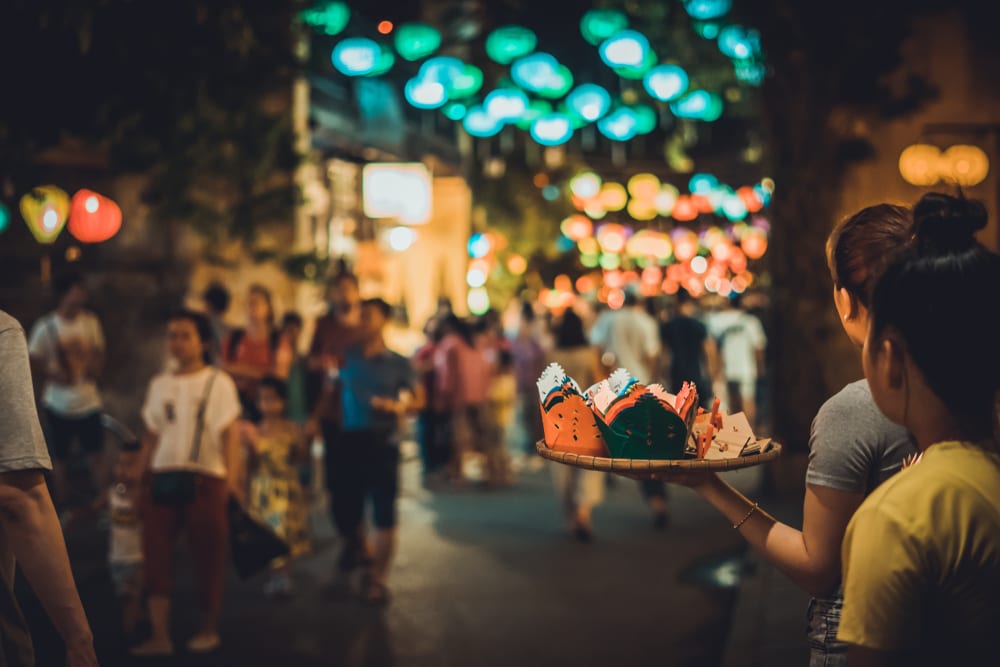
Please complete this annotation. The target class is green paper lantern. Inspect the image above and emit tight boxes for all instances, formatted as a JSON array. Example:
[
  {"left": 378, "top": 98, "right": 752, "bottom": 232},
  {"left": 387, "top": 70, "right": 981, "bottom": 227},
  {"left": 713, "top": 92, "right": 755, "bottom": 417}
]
[
  {"left": 364, "top": 44, "right": 395, "bottom": 77},
  {"left": 536, "top": 65, "right": 574, "bottom": 99},
  {"left": 486, "top": 26, "right": 537, "bottom": 65},
  {"left": 632, "top": 104, "right": 658, "bottom": 134},
  {"left": 301, "top": 1, "right": 350, "bottom": 36},
  {"left": 613, "top": 49, "right": 658, "bottom": 80},
  {"left": 515, "top": 99, "right": 554, "bottom": 130},
  {"left": 443, "top": 102, "right": 467, "bottom": 120},
  {"left": 394, "top": 23, "right": 441, "bottom": 61},
  {"left": 0, "top": 202, "right": 10, "bottom": 234},
  {"left": 580, "top": 9, "right": 629, "bottom": 46},
  {"left": 448, "top": 64, "right": 483, "bottom": 98}
]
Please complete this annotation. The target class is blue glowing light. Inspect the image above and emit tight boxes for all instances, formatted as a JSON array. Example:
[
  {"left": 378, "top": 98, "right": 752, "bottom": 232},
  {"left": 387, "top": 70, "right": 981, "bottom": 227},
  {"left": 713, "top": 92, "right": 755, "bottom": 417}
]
[
  {"left": 530, "top": 113, "right": 573, "bottom": 146},
  {"left": 597, "top": 107, "right": 638, "bottom": 142},
  {"left": 418, "top": 56, "right": 466, "bottom": 89},
  {"left": 599, "top": 30, "right": 650, "bottom": 69},
  {"left": 566, "top": 84, "right": 611, "bottom": 122},
  {"left": 683, "top": 0, "right": 733, "bottom": 20},
  {"left": 671, "top": 90, "right": 723, "bottom": 121},
  {"left": 468, "top": 233, "right": 491, "bottom": 258},
  {"left": 689, "top": 173, "right": 719, "bottom": 194},
  {"left": 404, "top": 78, "right": 447, "bottom": 109},
  {"left": 463, "top": 106, "right": 504, "bottom": 138},
  {"left": 485, "top": 25, "right": 538, "bottom": 65},
  {"left": 718, "top": 25, "right": 762, "bottom": 60},
  {"left": 643, "top": 64, "right": 689, "bottom": 102},
  {"left": 485, "top": 89, "right": 529, "bottom": 122},
  {"left": 331, "top": 37, "right": 381, "bottom": 76},
  {"left": 511, "top": 52, "right": 559, "bottom": 92}
]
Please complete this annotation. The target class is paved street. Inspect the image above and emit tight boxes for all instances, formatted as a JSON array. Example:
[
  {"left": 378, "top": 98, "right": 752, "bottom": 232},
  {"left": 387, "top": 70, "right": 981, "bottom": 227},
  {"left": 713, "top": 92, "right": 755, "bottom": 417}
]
[{"left": 19, "top": 451, "right": 775, "bottom": 667}]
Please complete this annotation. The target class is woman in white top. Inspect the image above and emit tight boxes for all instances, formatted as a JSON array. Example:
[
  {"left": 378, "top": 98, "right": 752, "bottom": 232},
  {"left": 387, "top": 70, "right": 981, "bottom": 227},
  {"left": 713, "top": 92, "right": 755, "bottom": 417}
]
[{"left": 132, "top": 310, "right": 242, "bottom": 657}]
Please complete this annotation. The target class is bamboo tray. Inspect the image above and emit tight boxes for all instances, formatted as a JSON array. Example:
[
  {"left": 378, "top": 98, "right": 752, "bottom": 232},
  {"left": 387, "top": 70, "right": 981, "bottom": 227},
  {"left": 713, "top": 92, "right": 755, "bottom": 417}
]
[{"left": 536, "top": 440, "right": 782, "bottom": 474}]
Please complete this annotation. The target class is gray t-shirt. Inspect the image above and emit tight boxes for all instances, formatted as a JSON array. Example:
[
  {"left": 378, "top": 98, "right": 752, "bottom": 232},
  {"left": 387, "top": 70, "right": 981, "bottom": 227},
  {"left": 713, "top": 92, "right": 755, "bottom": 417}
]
[
  {"left": 806, "top": 379, "right": 915, "bottom": 494},
  {"left": 0, "top": 310, "right": 55, "bottom": 666}
]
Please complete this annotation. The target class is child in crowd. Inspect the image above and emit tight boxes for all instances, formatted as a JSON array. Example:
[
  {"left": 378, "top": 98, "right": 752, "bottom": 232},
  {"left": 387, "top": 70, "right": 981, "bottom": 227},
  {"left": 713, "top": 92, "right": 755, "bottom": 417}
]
[
  {"left": 90, "top": 439, "right": 145, "bottom": 641},
  {"left": 244, "top": 376, "right": 311, "bottom": 597}
]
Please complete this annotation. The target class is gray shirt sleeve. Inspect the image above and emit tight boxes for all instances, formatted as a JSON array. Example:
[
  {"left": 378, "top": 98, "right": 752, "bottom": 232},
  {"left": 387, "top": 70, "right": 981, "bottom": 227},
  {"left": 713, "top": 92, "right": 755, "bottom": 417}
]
[
  {"left": 0, "top": 315, "right": 53, "bottom": 473},
  {"left": 806, "top": 382, "right": 880, "bottom": 493}
]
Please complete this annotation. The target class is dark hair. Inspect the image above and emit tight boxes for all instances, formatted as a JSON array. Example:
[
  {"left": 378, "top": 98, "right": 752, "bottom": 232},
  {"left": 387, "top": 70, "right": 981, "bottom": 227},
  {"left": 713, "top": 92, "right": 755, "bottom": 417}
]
[
  {"left": 676, "top": 287, "right": 693, "bottom": 306},
  {"left": 330, "top": 271, "right": 359, "bottom": 289},
  {"left": 623, "top": 291, "right": 640, "bottom": 308},
  {"left": 120, "top": 440, "right": 142, "bottom": 453},
  {"left": 554, "top": 309, "right": 588, "bottom": 349},
  {"left": 439, "top": 313, "right": 473, "bottom": 345},
  {"left": 363, "top": 297, "right": 393, "bottom": 319},
  {"left": 53, "top": 271, "right": 85, "bottom": 301},
  {"left": 827, "top": 204, "right": 911, "bottom": 309},
  {"left": 169, "top": 309, "right": 214, "bottom": 364},
  {"left": 258, "top": 375, "right": 288, "bottom": 401},
  {"left": 281, "top": 311, "right": 303, "bottom": 329},
  {"left": 202, "top": 282, "right": 231, "bottom": 314},
  {"left": 869, "top": 193, "right": 1000, "bottom": 441},
  {"left": 497, "top": 348, "right": 513, "bottom": 369},
  {"left": 247, "top": 284, "right": 275, "bottom": 327}
]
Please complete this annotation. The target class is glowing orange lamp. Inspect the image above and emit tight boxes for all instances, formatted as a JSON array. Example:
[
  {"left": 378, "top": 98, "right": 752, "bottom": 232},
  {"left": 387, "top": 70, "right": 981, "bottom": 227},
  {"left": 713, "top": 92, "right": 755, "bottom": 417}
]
[{"left": 68, "top": 189, "right": 123, "bottom": 243}]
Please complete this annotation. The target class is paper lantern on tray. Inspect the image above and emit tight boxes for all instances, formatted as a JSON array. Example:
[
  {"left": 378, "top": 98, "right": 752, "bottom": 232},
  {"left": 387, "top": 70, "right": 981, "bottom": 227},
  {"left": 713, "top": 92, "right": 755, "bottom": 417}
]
[
  {"left": 536, "top": 364, "right": 608, "bottom": 456},
  {"left": 68, "top": 189, "right": 122, "bottom": 243}
]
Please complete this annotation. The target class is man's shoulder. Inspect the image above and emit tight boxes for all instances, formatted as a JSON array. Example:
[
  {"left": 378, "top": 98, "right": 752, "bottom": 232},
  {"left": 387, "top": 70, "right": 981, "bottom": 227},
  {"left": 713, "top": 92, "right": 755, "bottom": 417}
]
[{"left": 0, "top": 310, "right": 22, "bottom": 335}]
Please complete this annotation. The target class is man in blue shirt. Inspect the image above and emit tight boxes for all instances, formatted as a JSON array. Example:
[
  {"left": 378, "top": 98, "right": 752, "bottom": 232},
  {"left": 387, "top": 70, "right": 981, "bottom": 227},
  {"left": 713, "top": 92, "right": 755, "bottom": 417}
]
[{"left": 333, "top": 298, "right": 423, "bottom": 604}]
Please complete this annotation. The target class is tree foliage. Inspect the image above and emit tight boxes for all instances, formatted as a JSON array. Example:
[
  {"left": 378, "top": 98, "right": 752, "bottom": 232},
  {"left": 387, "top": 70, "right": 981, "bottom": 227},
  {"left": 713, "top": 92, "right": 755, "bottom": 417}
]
[{"left": 0, "top": 0, "right": 302, "bottom": 244}]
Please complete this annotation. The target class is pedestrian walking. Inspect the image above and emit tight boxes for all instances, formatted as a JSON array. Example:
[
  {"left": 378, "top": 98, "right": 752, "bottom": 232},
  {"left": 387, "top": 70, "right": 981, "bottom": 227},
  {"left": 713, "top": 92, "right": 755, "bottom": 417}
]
[
  {"left": 201, "top": 281, "right": 231, "bottom": 364},
  {"left": 132, "top": 310, "right": 243, "bottom": 657},
  {"left": 660, "top": 288, "right": 718, "bottom": 405},
  {"left": 243, "top": 376, "right": 310, "bottom": 598},
  {"left": 0, "top": 309, "right": 99, "bottom": 666},
  {"left": 706, "top": 293, "right": 766, "bottom": 429},
  {"left": 839, "top": 193, "right": 1000, "bottom": 665},
  {"left": 27, "top": 271, "right": 106, "bottom": 509},
  {"left": 332, "top": 299, "right": 424, "bottom": 604}
]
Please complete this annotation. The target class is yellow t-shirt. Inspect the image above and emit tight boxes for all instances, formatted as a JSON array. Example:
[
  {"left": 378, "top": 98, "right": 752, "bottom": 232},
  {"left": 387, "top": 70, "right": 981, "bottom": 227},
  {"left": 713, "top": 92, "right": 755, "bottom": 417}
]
[{"left": 838, "top": 440, "right": 1000, "bottom": 662}]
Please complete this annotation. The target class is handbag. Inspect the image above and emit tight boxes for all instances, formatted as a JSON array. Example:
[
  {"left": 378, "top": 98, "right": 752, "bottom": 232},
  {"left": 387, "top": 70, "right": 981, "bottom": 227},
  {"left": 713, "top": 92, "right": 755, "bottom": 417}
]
[
  {"left": 151, "top": 371, "right": 217, "bottom": 507},
  {"left": 227, "top": 496, "right": 290, "bottom": 579}
]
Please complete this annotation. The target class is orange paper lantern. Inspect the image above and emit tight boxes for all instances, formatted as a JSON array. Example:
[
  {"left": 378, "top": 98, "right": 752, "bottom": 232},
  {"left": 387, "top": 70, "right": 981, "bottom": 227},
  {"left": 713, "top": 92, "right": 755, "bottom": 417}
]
[
  {"left": 68, "top": 189, "right": 122, "bottom": 243},
  {"left": 20, "top": 185, "right": 70, "bottom": 243}
]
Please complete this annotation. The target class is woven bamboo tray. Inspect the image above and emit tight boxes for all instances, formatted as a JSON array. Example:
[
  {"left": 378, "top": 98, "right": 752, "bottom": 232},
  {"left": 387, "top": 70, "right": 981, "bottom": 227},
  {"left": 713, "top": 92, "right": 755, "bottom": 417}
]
[{"left": 536, "top": 440, "right": 782, "bottom": 474}]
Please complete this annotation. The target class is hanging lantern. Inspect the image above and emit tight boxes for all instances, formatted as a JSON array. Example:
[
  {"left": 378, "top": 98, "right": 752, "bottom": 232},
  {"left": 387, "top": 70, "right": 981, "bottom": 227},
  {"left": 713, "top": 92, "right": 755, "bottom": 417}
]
[
  {"left": 672, "top": 195, "right": 699, "bottom": 222},
  {"left": 561, "top": 215, "right": 594, "bottom": 241},
  {"left": 570, "top": 172, "right": 602, "bottom": 199},
  {"left": 301, "top": 1, "right": 350, "bottom": 36},
  {"left": 485, "top": 89, "right": 529, "bottom": 121},
  {"left": 627, "top": 230, "right": 672, "bottom": 259},
  {"left": 596, "top": 223, "right": 628, "bottom": 253},
  {"left": 68, "top": 189, "right": 123, "bottom": 243},
  {"left": 598, "top": 182, "right": 628, "bottom": 211},
  {"left": 394, "top": 23, "right": 441, "bottom": 61},
  {"left": 644, "top": 64, "right": 689, "bottom": 102},
  {"left": 741, "top": 228, "right": 768, "bottom": 259},
  {"left": 485, "top": 26, "right": 537, "bottom": 65},
  {"left": 507, "top": 254, "right": 528, "bottom": 275},
  {"left": 655, "top": 185, "right": 680, "bottom": 216},
  {"left": 683, "top": 0, "right": 733, "bottom": 20},
  {"left": 463, "top": 106, "right": 503, "bottom": 137},
  {"left": 580, "top": 8, "right": 629, "bottom": 46},
  {"left": 0, "top": 202, "right": 11, "bottom": 234},
  {"left": 599, "top": 30, "right": 650, "bottom": 69},
  {"left": 938, "top": 144, "right": 989, "bottom": 187},
  {"left": 448, "top": 64, "right": 484, "bottom": 98},
  {"left": 331, "top": 37, "right": 381, "bottom": 76},
  {"left": 672, "top": 228, "right": 699, "bottom": 262},
  {"left": 566, "top": 84, "right": 612, "bottom": 122},
  {"left": 627, "top": 173, "right": 661, "bottom": 201},
  {"left": 898, "top": 144, "right": 941, "bottom": 186},
  {"left": 20, "top": 185, "right": 70, "bottom": 244},
  {"left": 530, "top": 113, "right": 573, "bottom": 146},
  {"left": 627, "top": 199, "right": 658, "bottom": 221}
]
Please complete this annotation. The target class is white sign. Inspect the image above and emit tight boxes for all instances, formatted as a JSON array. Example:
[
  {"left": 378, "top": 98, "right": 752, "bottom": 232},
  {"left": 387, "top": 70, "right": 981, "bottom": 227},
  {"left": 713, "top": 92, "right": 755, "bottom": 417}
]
[{"left": 362, "top": 163, "right": 432, "bottom": 225}]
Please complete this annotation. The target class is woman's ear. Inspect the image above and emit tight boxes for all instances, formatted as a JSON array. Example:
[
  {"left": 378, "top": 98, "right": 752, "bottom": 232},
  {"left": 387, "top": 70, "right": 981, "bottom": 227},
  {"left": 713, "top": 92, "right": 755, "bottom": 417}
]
[{"left": 834, "top": 287, "right": 859, "bottom": 321}]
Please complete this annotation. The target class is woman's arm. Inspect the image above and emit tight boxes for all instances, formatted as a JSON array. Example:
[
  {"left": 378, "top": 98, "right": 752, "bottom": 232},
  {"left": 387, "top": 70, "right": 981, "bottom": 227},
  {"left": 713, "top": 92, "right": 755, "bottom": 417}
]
[{"left": 691, "top": 474, "right": 864, "bottom": 597}]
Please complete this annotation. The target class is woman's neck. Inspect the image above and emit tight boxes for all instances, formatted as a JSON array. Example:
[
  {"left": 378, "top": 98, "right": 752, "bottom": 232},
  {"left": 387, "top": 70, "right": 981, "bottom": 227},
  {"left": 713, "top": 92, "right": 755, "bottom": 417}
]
[{"left": 174, "top": 359, "right": 206, "bottom": 375}]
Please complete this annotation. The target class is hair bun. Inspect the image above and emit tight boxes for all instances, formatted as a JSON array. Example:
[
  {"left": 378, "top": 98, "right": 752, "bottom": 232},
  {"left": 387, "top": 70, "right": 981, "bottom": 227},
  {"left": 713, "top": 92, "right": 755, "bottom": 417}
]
[{"left": 912, "top": 192, "right": 987, "bottom": 254}]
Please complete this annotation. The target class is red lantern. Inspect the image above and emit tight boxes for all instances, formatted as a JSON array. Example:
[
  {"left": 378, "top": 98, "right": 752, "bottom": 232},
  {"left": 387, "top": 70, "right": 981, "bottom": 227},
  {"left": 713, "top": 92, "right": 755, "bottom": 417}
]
[
  {"left": 741, "top": 228, "right": 768, "bottom": 260},
  {"left": 68, "top": 189, "right": 122, "bottom": 243}
]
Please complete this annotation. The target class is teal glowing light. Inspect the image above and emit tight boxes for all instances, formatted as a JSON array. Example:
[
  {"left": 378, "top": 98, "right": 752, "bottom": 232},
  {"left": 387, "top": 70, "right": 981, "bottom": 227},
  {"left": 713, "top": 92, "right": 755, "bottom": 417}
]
[
  {"left": 598, "top": 107, "right": 638, "bottom": 142},
  {"left": 405, "top": 77, "right": 447, "bottom": 109},
  {"left": 0, "top": 202, "right": 10, "bottom": 234},
  {"left": 365, "top": 45, "right": 395, "bottom": 77},
  {"left": 443, "top": 103, "right": 467, "bottom": 120},
  {"left": 515, "top": 99, "right": 553, "bottom": 130},
  {"left": 631, "top": 104, "right": 658, "bottom": 135},
  {"left": 692, "top": 20, "right": 722, "bottom": 39},
  {"left": 485, "top": 89, "right": 529, "bottom": 122},
  {"left": 599, "top": 30, "right": 650, "bottom": 69},
  {"left": 530, "top": 113, "right": 573, "bottom": 146},
  {"left": 722, "top": 195, "right": 748, "bottom": 221},
  {"left": 468, "top": 233, "right": 491, "bottom": 258},
  {"left": 614, "top": 50, "right": 657, "bottom": 80},
  {"left": 485, "top": 26, "right": 538, "bottom": 65},
  {"left": 718, "top": 25, "right": 762, "bottom": 60},
  {"left": 301, "top": 1, "right": 350, "bottom": 36},
  {"left": 683, "top": 0, "right": 732, "bottom": 20},
  {"left": 543, "top": 185, "right": 562, "bottom": 202},
  {"left": 511, "top": 52, "right": 559, "bottom": 92},
  {"left": 331, "top": 37, "right": 380, "bottom": 76},
  {"left": 644, "top": 64, "right": 689, "bottom": 101},
  {"left": 449, "top": 64, "right": 483, "bottom": 98},
  {"left": 671, "top": 90, "right": 722, "bottom": 120},
  {"left": 566, "top": 84, "right": 611, "bottom": 122},
  {"left": 536, "top": 65, "right": 574, "bottom": 99},
  {"left": 419, "top": 56, "right": 466, "bottom": 89},
  {"left": 734, "top": 60, "right": 766, "bottom": 85},
  {"left": 463, "top": 106, "right": 504, "bottom": 137},
  {"left": 580, "top": 9, "right": 629, "bottom": 46},
  {"left": 689, "top": 173, "right": 719, "bottom": 194},
  {"left": 394, "top": 23, "right": 441, "bottom": 61}
]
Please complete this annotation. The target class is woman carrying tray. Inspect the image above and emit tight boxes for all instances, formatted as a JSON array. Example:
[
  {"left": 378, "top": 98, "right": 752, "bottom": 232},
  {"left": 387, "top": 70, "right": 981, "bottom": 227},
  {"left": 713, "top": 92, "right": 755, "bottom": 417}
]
[{"left": 640, "top": 204, "right": 917, "bottom": 666}]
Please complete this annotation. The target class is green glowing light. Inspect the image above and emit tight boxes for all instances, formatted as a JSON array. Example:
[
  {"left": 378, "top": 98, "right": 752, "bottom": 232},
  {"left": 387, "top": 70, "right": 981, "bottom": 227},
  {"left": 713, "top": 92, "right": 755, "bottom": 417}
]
[
  {"left": 301, "top": 1, "right": 350, "bottom": 36},
  {"left": 580, "top": 9, "right": 629, "bottom": 46},
  {"left": 394, "top": 23, "right": 441, "bottom": 61}
]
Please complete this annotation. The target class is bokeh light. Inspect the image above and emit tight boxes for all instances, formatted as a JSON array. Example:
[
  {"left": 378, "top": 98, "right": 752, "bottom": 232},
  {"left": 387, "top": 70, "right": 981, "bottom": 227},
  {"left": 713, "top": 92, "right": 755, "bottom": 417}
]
[
  {"left": 644, "top": 64, "right": 690, "bottom": 102},
  {"left": 486, "top": 26, "right": 538, "bottom": 65},
  {"left": 388, "top": 226, "right": 416, "bottom": 251},
  {"left": 394, "top": 23, "right": 441, "bottom": 61}
]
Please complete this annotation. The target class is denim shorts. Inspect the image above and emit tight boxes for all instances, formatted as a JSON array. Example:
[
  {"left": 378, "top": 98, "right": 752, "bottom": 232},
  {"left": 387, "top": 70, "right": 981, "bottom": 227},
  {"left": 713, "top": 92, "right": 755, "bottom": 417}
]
[{"left": 806, "top": 594, "right": 848, "bottom": 667}]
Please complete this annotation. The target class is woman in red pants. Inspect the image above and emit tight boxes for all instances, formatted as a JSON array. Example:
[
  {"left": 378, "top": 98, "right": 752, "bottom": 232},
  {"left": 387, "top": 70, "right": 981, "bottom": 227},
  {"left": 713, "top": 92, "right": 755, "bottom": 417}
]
[{"left": 132, "top": 310, "right": 243, "bottom": 657}]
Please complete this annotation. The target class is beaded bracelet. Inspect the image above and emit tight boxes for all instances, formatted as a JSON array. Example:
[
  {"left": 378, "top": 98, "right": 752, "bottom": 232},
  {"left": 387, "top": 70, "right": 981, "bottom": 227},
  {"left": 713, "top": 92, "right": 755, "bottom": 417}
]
[{"left": 733, "top": 502, "right": 759, "bottom": 529}]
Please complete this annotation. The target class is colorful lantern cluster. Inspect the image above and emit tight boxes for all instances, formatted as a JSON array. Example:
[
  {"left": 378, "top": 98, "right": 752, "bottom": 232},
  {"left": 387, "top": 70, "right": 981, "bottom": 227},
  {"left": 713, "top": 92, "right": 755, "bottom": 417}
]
[
  {"left": 17, "top": 185, "right": 123, "bottom": 244},
  {"left": 898, "top": 143, "right": 990, "bottom": 187},
  {"left": 680, "top": 2, "right": 765, "bottom": 86},
  {"left": 465, "top": 231, "right": 511, "bottom": 315},
  {"left": 567, "top": 171, "right": 773, "bottom": 224},
  {"left": 311, "top": 0, "right": 761, "bottom": 148}
]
